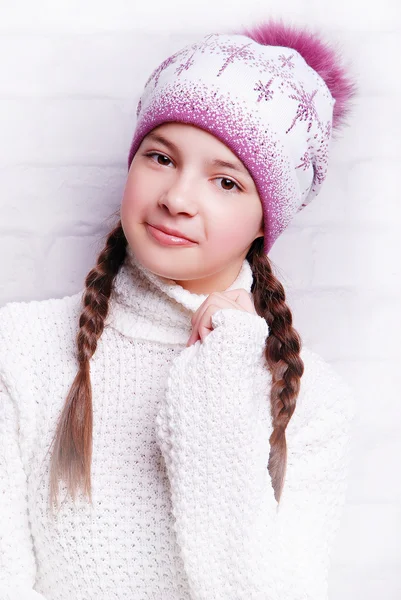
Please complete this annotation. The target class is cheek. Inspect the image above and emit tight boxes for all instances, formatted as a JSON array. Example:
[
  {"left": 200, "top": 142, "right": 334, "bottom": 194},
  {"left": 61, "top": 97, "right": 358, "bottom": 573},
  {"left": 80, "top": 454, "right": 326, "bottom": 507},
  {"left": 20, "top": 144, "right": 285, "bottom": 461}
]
[
  {"left": 209, "top": 212, "right": 258, "bottom": 248},
  {"left": 121, "top": 169, "right": 148, "bottom": 216}
]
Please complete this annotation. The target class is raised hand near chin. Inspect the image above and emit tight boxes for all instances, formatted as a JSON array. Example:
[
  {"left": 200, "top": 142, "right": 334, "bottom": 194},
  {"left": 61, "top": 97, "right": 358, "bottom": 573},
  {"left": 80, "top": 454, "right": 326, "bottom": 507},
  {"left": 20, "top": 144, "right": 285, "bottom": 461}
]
[{"left": 186, "top": 289, "right": 257, "bottom": 347}]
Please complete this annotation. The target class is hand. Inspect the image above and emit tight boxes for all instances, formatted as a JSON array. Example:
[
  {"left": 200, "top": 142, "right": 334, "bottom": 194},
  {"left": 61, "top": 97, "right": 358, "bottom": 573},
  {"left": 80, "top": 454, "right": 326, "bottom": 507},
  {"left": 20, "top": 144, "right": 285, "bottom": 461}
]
[{"left": 186, "top": 289, "right": 257, "bottom": 347}]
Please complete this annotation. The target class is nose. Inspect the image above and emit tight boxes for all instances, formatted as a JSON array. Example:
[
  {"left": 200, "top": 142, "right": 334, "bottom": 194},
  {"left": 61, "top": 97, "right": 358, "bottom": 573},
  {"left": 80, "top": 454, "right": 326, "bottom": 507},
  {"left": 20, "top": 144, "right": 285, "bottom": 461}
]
[{"left": 158, "top": 176, "right": 198, "bottom": 216}]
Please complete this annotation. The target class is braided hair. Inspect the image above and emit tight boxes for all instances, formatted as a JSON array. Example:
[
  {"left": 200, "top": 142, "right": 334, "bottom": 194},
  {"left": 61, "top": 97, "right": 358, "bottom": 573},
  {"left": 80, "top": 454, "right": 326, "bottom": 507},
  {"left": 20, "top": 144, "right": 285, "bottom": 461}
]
[{"left": 48, "top": 220, "right": 303, "bottom": 512}]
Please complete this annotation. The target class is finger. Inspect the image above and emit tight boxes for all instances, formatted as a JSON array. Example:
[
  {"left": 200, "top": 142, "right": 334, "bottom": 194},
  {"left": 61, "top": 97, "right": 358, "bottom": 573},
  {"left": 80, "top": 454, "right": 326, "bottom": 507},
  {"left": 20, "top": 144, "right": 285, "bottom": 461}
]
[
  {"left": 191, "top": 294, "right": 238, "bottom": 336},
  {"left": 186, "top": 330, "right": 201, "bottom": 347},
  {"left": 188, "top": 304, "right": 222, "bottom": 346},
  {"left": 197, "top": 304, "right": 218, "bottom": 341},
  {"left": 188, "top": 289, "right": 256, "bottom": 347},
  {"left": 215, "top": 289, "right": 256, "bottom": 313},
  {"left": 189, "top": 300, "right": 225, "bottom": 346}
]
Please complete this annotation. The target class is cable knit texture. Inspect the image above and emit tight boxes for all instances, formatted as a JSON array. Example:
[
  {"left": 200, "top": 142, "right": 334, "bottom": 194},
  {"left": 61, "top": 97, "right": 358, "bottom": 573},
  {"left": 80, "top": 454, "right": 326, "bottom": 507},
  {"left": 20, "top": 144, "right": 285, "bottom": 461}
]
[{"left": 0, "top": 245, "right": 356, "bottom": 600}]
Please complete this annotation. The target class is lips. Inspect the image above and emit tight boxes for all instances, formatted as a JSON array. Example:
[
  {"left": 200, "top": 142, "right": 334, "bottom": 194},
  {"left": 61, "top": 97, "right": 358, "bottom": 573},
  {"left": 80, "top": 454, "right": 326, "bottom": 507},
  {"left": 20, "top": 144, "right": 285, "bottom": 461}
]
[{"left": 148, "top": 223, "right": 196, "bottom": 243}]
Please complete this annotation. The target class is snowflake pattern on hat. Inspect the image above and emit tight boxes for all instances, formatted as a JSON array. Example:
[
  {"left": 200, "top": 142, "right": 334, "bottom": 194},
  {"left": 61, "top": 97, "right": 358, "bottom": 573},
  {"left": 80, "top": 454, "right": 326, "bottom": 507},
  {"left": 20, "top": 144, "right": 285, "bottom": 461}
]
[{"left": 129, "top": 26, "right": 355, "bottom": 253}]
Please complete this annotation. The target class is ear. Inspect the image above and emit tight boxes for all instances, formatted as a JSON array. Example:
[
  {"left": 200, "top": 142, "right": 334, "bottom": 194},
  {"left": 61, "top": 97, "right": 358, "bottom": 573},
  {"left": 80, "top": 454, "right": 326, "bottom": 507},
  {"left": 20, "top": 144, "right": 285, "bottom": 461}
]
[{"left": 254, "top": 223, "right": 264, "bottom": 240}]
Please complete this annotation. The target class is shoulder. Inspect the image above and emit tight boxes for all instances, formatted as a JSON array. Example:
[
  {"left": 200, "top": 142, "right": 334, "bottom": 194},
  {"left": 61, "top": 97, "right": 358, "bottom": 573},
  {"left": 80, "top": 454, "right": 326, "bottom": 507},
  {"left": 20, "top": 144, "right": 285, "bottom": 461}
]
[
  {"left": 0, "top": 290, "right": 83, "bottom": 341},
  {"left": 0, "top": 291, "right": 84, "bottom": 379},
  {"left": 289, "top": 345, "right": 356, "bottom": 435},
  {"left": 300, "top": 345, "right": 354, "bottom": 398}
]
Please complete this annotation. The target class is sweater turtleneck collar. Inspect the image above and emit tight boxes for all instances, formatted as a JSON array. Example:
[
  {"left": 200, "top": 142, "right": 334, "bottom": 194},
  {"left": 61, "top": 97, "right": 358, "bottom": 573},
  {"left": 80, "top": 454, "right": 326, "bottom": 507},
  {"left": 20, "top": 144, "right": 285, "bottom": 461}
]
[{"left": 104, "top": 244, "right": 255, "bottom": 345}]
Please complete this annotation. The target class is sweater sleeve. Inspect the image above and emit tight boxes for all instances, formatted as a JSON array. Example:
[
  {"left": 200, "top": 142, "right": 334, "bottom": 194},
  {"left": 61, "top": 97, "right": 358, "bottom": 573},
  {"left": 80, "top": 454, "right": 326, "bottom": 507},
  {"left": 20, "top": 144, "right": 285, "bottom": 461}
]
[
  {"left": 0, "top": 375, "right": 47, "bottom": 600},
  {"left": 155, "top": 307, "right": 278, "bottom": 600},
  {"left": 273, "top": 350, "right": 356, "bottom": 600}
]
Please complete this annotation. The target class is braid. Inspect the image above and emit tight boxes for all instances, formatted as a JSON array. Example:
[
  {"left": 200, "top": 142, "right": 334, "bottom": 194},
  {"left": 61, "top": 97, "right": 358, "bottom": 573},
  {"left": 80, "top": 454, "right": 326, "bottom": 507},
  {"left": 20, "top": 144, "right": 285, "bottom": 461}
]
[
  {"left": 48, "top": 223, "right": 301, "bottom": 510},
  {"left": 48, "top": 220, "right": 127, "bottom": 513},
  {"left": 247, "top": 237, "right": 304, "bottom": 504}
]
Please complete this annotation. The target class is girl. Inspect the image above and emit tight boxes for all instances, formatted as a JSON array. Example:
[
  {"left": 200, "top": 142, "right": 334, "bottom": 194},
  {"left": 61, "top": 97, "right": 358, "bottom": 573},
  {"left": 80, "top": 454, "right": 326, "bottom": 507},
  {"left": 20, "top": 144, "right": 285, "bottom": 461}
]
[{"left": 0, "top": 18, "right": 357, "bottom": 600}]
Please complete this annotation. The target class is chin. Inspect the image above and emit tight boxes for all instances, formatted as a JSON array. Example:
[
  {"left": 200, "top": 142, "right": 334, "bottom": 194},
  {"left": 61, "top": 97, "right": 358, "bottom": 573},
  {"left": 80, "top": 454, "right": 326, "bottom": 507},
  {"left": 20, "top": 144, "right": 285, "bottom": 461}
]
[{"left": 130, "top": 245, "right": 194, "bottom": 280}]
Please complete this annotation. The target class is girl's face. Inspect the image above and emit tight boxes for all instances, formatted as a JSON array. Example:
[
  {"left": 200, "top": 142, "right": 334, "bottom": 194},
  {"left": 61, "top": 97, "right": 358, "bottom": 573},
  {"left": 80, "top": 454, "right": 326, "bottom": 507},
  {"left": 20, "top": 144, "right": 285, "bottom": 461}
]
[{"left": 120, "top": 122, "right": 264, "bottom": 294}]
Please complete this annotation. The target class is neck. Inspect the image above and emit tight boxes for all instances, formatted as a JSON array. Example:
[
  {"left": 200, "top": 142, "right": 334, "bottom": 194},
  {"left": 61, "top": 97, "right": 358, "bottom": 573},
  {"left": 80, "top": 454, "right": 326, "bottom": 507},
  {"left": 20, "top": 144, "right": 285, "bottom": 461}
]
[
  {"left": 104, "top": 244, "right": 255, "bottom": 346},
  {"left": 169, "top": 260, "right": 246, "bottom": 295}
]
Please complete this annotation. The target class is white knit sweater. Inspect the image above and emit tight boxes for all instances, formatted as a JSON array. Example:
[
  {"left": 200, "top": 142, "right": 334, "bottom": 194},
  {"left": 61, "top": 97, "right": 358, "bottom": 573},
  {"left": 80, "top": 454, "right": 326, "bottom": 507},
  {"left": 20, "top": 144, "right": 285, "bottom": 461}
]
[{"left": 0, "top": 245, "right": 356, "bottom": 600}]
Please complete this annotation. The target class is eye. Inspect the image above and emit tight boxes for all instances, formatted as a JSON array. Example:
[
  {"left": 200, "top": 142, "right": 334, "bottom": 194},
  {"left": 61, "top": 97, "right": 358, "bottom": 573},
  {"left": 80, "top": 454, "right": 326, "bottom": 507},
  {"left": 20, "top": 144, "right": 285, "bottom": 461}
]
[
  {"left": 215, "top": 177, "right": 241, "bottom": 193},
  {"left": 144, "top": 152, "right": 172, "bottom": 166},
  {"left": 143, "top": 152, "right": 242, "bottom": 193}
]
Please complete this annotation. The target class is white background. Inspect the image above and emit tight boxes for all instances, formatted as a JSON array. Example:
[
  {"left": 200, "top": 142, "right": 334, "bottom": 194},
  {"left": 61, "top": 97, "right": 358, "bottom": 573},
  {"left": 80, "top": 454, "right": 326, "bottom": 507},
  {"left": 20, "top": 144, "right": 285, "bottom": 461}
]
[{"left": 0, "top": 1, "right": 400, "bottom": 597}]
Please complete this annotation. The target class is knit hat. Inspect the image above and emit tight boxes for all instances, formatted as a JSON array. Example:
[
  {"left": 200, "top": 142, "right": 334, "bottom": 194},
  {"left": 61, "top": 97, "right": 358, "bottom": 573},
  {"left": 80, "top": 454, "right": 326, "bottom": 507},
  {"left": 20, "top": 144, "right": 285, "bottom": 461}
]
[{"left": 127, "top": 19, "right": 357, "bottom": 254}]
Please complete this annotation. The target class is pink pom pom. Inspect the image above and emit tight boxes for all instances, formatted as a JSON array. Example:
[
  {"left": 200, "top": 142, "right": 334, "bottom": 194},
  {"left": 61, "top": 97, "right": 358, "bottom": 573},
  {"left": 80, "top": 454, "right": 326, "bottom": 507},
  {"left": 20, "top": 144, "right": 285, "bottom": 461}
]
[{"left": 235, "top": 18, "right": 358, "bottom": 135}]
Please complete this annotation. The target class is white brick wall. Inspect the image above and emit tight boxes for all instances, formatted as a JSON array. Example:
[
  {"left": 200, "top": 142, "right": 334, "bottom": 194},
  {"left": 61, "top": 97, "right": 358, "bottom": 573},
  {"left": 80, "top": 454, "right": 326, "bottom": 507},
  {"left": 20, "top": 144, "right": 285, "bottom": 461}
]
[{"left": 1, "top": 1, "right": 400, "bottom": 597}]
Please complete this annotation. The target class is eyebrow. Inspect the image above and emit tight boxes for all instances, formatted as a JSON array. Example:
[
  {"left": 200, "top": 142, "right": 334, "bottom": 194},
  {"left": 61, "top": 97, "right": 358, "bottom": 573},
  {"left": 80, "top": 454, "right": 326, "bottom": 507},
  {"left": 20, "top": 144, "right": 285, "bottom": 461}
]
[{"left": 145, "top": 132, "right": 251, "bottom": 179}]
